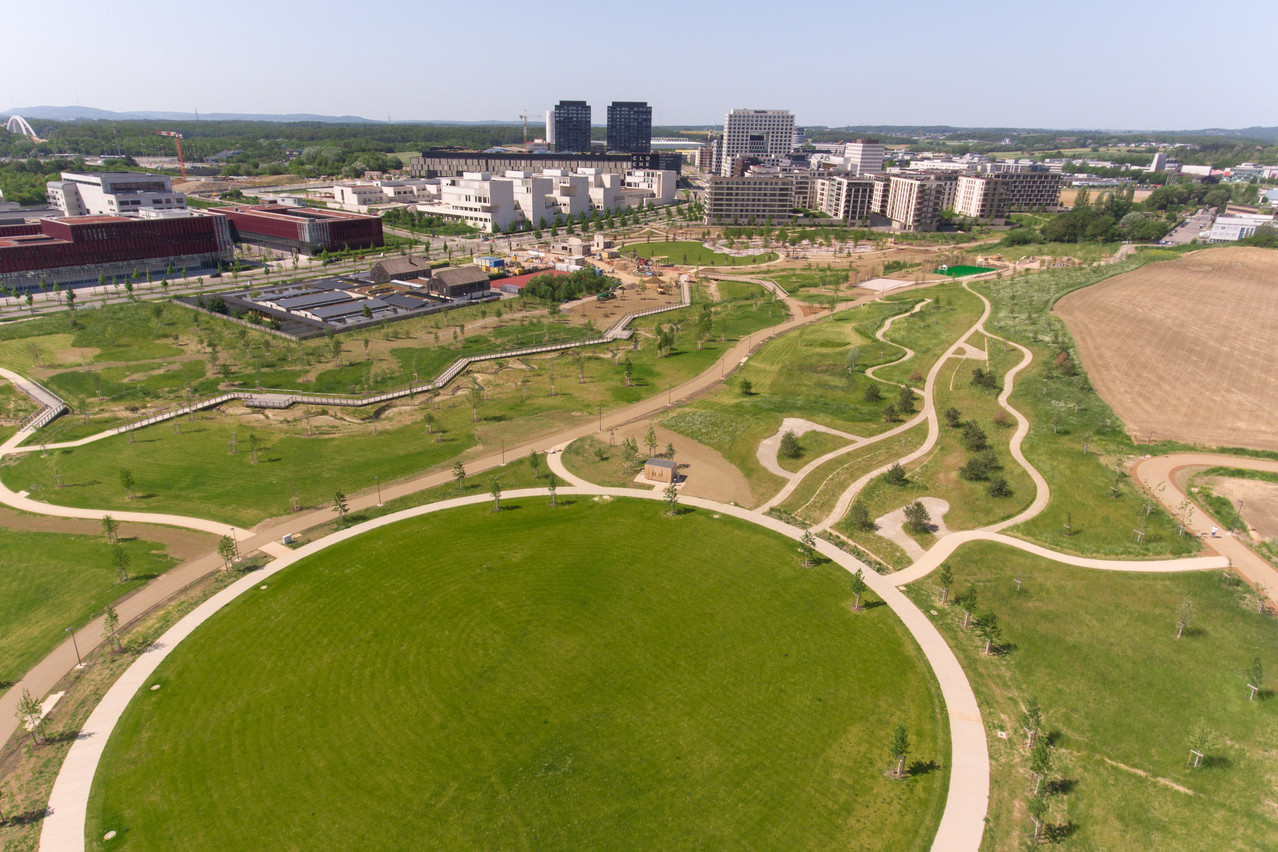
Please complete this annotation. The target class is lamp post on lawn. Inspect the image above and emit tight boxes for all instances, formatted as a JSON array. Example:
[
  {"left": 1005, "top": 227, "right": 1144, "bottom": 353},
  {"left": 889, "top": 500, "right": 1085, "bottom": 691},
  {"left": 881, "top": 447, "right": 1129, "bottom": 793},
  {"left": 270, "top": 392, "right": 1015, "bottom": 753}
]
[
  {"left": 66, "top": 627, "right": 82, "bottom": 668},
  {"left": 1232, "top": 500, "right": 1245, "bottom": 535},
  {"left": 598, "top": 405, "right": 603, "bottom": 432},
  {"left": 375, "top": 475, "right": 382, "bottom": 507}
]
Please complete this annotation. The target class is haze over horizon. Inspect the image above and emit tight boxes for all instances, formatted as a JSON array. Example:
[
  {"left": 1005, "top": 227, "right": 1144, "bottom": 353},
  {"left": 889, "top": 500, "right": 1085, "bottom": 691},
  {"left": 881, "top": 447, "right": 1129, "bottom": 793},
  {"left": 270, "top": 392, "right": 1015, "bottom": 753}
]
[{"left": 4, "top": 0, "right": 1272, "bottom": 131}]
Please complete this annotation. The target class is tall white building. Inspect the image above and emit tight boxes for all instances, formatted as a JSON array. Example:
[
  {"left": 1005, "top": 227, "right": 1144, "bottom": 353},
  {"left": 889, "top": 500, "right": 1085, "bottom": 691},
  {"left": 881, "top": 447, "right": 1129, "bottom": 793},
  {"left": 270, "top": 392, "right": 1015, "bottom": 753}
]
[
  {"left": 720, "top": 109, "right": 795, "bottom": 176},
  {"left": 47, "top": 172, "right": 186, "bottom": 217},
  {"left": 843, "top": 140, "right": 885, "bottom": 176}
]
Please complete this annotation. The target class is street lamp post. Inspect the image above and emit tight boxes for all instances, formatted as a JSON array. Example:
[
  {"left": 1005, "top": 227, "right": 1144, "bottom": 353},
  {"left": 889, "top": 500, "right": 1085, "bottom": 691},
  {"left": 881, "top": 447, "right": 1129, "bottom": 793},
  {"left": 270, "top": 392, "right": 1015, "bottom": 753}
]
[
  {"left": 1232, "top": 499, "right": 1245, "bottom": 535},
  {"left": 66, "top": 627, "right": 82, "bottom": 667},
  {"left": 376, "top": 475, "right": 382, "bottom": 506}
]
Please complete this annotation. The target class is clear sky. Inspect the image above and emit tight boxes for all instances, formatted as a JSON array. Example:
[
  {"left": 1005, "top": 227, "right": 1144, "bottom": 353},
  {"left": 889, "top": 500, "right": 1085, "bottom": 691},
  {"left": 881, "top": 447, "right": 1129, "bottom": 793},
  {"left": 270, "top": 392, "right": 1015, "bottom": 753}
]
[{"left": 4, "top": 0, "right": 1272, "bottom": 130}]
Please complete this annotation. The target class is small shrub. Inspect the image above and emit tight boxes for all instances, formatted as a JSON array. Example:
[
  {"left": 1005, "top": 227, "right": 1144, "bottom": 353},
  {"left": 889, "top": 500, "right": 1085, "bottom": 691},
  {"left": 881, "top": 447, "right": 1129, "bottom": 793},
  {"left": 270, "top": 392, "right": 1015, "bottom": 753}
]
[
  {"left": 779, "top": 429, "right": 802, "bottom": 459},
  {"left": 944, "top": 407, "right": 963, "bottom": 428},
  {"left": 863, "top": 382, "right": 882, "bottom": 402},
  {"left": 961, "top": 421, "right": 989, "bottom": 452},
  {"left": 987, "top": 476, "right": 1012, "bottom": 497},
  {"left": 903, "top": 500, "right": 932, "bottom": 534},
  {"left": 883, "top": 462, "right": 908, "bottom": 486}
]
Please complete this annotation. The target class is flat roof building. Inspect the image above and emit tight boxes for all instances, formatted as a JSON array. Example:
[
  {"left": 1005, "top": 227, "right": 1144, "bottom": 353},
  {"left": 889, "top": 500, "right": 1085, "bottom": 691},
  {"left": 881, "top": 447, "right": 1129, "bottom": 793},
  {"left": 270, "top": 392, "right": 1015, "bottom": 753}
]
[
  {"left": 553, "top": 100, "right": 592, "bottom": 154},
  {"left": 410, "top": 150, "right": 679, "bottom": 179},
  {"left": 47, "top": 171, "right": 186, "bottom": 218},
  {"left": 720, "top": 109, "right": 795, "bottom": 177},
  {"left": 0, "top": 212, "right": 232, "bottom": 291},
  {"left": 607, "top": 101, "right": 652, "bottom": 153},
  {"left": 705, "top": 175, "right": 795, "bottom": 225},
  {"left": 212, "top": 204, "right": 383, "bottom": 255}
]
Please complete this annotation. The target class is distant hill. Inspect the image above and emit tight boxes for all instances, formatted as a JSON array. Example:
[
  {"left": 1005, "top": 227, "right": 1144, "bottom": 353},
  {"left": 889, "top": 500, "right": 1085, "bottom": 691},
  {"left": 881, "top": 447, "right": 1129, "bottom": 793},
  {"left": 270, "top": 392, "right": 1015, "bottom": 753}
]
[{"left": 4, "top": 106, "right": 380, "bottom": 124}]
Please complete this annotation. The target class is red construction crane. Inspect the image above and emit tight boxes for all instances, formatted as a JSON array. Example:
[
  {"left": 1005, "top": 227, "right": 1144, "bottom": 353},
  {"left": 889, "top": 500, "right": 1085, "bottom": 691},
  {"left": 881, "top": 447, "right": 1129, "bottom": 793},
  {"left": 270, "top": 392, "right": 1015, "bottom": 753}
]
[{"left": 156, "top": 130, "right": 187, "bottom": 180}]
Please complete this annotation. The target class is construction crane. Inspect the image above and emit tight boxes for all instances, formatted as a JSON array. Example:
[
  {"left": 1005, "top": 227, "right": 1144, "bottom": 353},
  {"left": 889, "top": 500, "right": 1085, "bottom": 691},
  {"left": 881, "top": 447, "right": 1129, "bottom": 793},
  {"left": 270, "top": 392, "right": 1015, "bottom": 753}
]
[
  {"left": 156, "top": 130, "right": 187, "bottom": 180},
  {"left": 519, "top": 110, "right": 533, "bottom": 147}
]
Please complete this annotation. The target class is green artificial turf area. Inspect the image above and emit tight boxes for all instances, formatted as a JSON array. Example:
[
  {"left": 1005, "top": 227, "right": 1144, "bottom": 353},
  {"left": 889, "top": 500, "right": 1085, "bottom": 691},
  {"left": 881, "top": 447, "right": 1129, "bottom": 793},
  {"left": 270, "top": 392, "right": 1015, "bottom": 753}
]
[
  {"left": 0, "top": 529, "right": 176, "bottom": 684},
  {"left": 89, "top": 499, "right": 948, "bottom": 851},
  {"left": 903, "top": 543, "right": 1278, "bottom": 850},
  {"left": 626, "top": 240, "right": 777, "bottom": 266}
]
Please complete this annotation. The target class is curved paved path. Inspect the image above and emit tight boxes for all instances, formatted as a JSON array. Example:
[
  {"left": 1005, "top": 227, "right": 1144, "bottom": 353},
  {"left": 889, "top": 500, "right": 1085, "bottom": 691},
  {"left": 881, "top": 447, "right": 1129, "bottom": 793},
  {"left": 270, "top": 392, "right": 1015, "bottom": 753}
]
[
  {"left": 756, "top": 417, "right": 861, "bottom": 480},
  {"left": 40, "top": 486, "right": 989, "bottom": 852}
]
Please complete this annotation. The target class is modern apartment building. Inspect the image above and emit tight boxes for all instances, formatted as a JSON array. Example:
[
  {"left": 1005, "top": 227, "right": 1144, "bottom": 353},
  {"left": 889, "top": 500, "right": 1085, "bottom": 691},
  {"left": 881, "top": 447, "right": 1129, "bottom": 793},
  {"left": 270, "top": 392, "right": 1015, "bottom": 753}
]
[
  {"left": 606, "top": 101, "right": 652, "bottom": 153},
  {"left": 812, "top": 175, "right": 876, "bottom": 222},
  {"left": 704, "top": 175, "right": 795, "bottom": 224},
  {"left": 47, "top": 172, "right": 186, "bottom": 217},
  {"left": 843, "top": 140, "right": 886, "bottom": 176},
  {"left": 552, "top": 100, "right": 592, "bottom": 153},
  {"left": 885, "top": 174, "right": 958, "bottom": 231},
  {"left": 952, "top": 171, "right": 1063, "bottom": 220},
  {"left": 720, "top": 109, "right": 795, "bottom": 176},
  {"left": 410, "top": 150, "right": 679, "bottom": 179}
]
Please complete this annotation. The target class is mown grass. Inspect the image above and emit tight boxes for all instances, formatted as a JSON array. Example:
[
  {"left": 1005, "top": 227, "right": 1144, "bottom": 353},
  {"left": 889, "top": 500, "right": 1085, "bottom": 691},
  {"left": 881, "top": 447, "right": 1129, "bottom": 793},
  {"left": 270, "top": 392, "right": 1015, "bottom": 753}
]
[
  {"left": 975, "top": 261, "right": 1201, "bottom": 557},
  {"left": 89, "top": 499, "right": 948, "bottom": 851},
  {"left": 627, "top": 240, "right": 777, "bottom": 266},
  {"left": 0, "top": 529, "right": 177, "bottom": 683},
  {"left": 872, "top": 283, "right": 984, "bottom": 387},
  {"left": 776, "top": 430, "right": 851, "bottom": 474},
  {"left": 903, "top": 542, "right": 1278, "bottom": 851}
]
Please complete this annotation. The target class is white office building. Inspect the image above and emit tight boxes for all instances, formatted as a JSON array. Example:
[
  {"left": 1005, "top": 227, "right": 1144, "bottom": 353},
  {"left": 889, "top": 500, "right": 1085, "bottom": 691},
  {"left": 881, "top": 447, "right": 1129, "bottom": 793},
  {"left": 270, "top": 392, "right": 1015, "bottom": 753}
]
[
  {"left": 331, "top": 179, "right": 437, "bottom": 211},
  {"left": 1209, "top": 214, "right": 1273, "bottom": 242},
  {"left": 47, "top": 172, "right": 186, "bottom": 217},
  {"left": 720, "top": 109, "right": 795, "bottom": 176},
  {"left": 843, "top": 140, "right": 885, "bottom": 176}
]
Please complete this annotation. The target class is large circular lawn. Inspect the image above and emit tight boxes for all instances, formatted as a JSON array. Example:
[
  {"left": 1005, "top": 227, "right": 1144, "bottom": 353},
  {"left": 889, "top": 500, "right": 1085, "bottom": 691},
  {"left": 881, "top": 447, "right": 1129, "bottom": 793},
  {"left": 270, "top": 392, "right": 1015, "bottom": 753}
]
[{"left": 88, "top": 498, "right": 947, "bottom": 850}]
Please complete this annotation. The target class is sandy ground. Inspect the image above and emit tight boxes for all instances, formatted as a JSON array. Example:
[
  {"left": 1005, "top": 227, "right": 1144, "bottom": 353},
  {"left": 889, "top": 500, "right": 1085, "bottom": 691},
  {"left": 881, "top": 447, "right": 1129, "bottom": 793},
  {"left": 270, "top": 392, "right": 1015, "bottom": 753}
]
[
  {"left": 873, "top": 498, "right": 952, "bottom": 562},
  {"left": 1056, "top": 247, "right": 1278, "bottom": 452},
  {"left": 0, "top": 505, "right": 217, "bottom": 560},
  {"left": 610, "top": 422, "right": 754, "bottom": 507},
  {"left": 1198, "top": 476, "right": 1278, "bottom": 542}
]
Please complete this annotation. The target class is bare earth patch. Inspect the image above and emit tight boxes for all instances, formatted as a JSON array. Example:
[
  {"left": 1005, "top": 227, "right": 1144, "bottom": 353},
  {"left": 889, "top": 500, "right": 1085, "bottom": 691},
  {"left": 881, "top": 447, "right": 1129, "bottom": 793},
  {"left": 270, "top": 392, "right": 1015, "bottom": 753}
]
[
  {"left": 1055, "top": 247, "right": 1278, "bottom": 451},
  {"left": 611, "top": 421, "right": 753, "bottom": 506},
  {"left": 1199, "top": 476, "right": 1278, "bottom": 542}
]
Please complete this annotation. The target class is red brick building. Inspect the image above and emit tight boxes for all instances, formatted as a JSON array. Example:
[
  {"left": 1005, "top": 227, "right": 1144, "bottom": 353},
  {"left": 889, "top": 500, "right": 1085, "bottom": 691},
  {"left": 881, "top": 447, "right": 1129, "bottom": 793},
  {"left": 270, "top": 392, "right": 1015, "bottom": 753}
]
[{"left": 211, "top": 205, "right": 383, "bottom": 255}]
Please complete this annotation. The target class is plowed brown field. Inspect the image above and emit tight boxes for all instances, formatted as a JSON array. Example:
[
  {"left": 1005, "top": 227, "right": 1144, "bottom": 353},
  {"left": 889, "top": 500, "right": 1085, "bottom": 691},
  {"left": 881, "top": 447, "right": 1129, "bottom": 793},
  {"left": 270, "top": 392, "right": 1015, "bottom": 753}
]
[{"left": 1055, "top": 247, "right": 1278, "bottom": 451}]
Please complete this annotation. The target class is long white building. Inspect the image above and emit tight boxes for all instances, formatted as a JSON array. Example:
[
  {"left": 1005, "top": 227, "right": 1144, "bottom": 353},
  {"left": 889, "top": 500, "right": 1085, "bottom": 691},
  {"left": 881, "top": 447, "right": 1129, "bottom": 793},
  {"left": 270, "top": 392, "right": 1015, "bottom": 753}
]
[
  {"left": 720, "top": 109, "right": 795, "bottom": 176},
  {"left": 47, "top": 172, "right": 186, "bottom": 217}
]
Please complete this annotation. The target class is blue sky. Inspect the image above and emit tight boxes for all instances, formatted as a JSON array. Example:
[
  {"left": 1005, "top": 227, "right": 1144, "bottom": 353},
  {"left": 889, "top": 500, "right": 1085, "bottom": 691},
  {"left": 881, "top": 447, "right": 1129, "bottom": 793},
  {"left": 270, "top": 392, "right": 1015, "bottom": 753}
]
[{"left": 4, "top": 0, "right": 1272, "bottom": 130}]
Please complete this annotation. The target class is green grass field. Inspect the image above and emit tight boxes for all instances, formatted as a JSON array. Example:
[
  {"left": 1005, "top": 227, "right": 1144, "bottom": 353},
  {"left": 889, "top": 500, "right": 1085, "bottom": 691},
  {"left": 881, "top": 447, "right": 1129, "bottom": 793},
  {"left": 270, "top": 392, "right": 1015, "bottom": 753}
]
[
  {"left": 0, "top": 529, "right": 176, "bottom": 684},
  {"left": 975, "top": 264, "right": 1200, "bottom": 557},
  {"left": 89, "top": 500, "right": 948, "bottom": 851},
  {"left": 627, "top": 240, "right": 777, "bottom": 266},
  {"left": 903, "top": 543, "right": 1278, "bottom": 850},
  {"left": 3, "top": 296, "right": 789, "bottom": 525}
]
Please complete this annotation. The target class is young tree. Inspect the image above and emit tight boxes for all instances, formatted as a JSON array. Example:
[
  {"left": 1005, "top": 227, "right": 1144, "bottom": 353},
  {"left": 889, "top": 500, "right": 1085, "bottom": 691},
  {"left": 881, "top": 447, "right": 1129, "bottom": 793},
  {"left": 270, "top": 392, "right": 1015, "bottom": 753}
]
[
  {"left": 1019, "top": 696, "right": 1043, "bottom": 747},
  {"left": 332, "top": 491, "right": 349, "bottom": 524},
  {"left": 213, "top": 532, "right": 238, "bottom": 569},
  {"left": 883, "top": 462, "right": 907, "bottom": 486},
  {"left": 15, "top": 688, "right": 47, "bottom": 745},
  {"left": 119, "top": 467, "right": 135, "bottom": 500},
  {"left": 955, "top": 583, "right": 978, "bottom": 629},
  {"left": 1176, "top": 598, "right": 1196, "bottom": 639},
  {"left": 665, "top": 442, "right": 676, "bottom": 461},
  {"left": 799, "top": 530, "right": 817, "bottom": 567},
  {"left": 1187, "top": 721, "right": 1215, "bottom": 768},
  {"left": 849, "top": 568, "right": 867, "bottom": 611},
  {"left": 863, "top": 382, "right": 882, "bottom": 402},
  {"left": 664, "top": 480, "right": 680, "bottom": 515},
  {"left": 943, "top": 406, "right": 963, "bottom": 428},
  {"left": 987, "top": 476, "right": 1012, "bottom": 498},
  {"left": 103, "top": 604, "right": 121, "bottom": 653},
  {"left": 645, "top": 423, "right": 658, "bottom": 457},
  {"left": 528, "top": 449, "right": 542, "bottom": 479},
  {"left": 888, "top": 723, "right": 910, "bottom": 778},
  {"left": 1026, "top": 792, "right": 1048, "bottom": 841},
  {"left": 452, "top": 461, "right": 467, "bottom": 491},
  {"left": 489, "top": 478, "right": 502, "bottom": 511},
  {"left": 1028, "top": 736, "right": 1052, "bottom": 795},
  {"left": 937, "top": 563, "right": 954, "bottom": 604},
  {"left": 248, "top": 432, "right": 259, "bottom": 464},
  {"left": 896, "top": 384, "right": 916, "bottom": 414},
  {"left": 101, "top": 514, "right": 119, "bottom": 544},
  {"left": 739, "top": 377, "right": 753, "bottom": 396},
  {"left": 849, "top": 500, "right": 874, "bottom": 532},
  {"left": 961, "top": 420, "right": 989, "bottom": 452},
  {"left": 547, "top": 474, "right": 558, "bottom": 508},
  {"left": 779, "top": 429, "right": 802, "bottom": 459},
  {"left": 110, "top": 542, "right": 131, "bottom": 583},
  {"left": 1247, "top": 653, "right": 1264, "bottom": 700},
  {"left": 903, "top": 500, "right": 931, "bottom": 534},
  {"left": 882, "top": 403, "right": 900, "bottom": 423},
  {"left": 975, "top": 610, "right": 1002, "bottom": 655}
]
